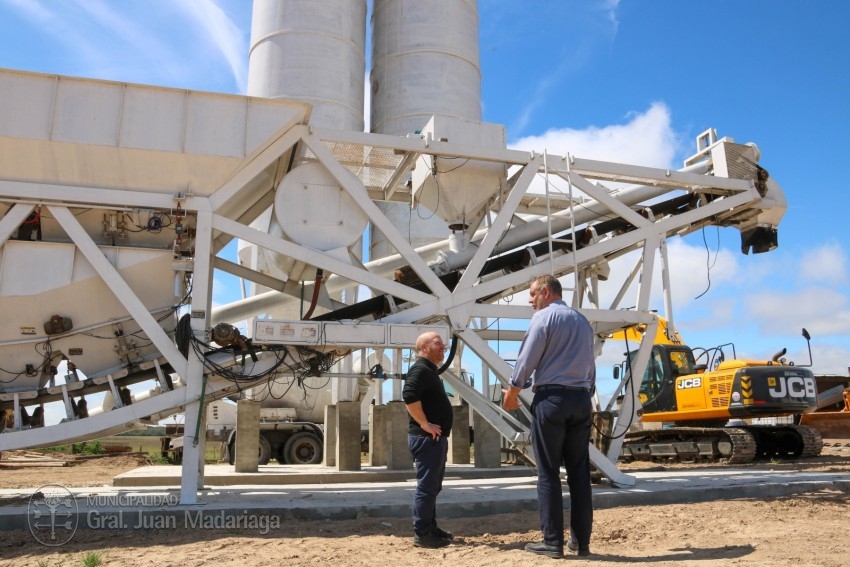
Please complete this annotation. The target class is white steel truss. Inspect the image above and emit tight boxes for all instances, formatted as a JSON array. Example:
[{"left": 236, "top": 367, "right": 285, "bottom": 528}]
[{"left": 1, "top": 81, "right": 784, "bottom": 499}]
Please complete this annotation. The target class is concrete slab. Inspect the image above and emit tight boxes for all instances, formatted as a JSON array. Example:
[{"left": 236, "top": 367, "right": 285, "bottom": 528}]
[
  {"left": 1, "top": 465, "right": 848, "bottom": 535},
  {"left": 112, "top": 463, "right": 533, "bottom": 487}
]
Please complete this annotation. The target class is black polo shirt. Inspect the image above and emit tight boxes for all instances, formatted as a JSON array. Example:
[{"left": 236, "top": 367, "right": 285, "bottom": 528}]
[{"left": 402, "top": 357, "right": 453, "bottom": 437}]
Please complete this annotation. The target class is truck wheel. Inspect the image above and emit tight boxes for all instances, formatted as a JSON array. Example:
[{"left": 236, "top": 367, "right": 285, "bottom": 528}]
[
  {"left": 258, "top": 435, "right": 271, "bottom": 465},
  {"left": 284, "top": 432, "right": 323, "bottom": 465},
  {"left": 227, "top": 434, "right": 272, "bottom": 465}
]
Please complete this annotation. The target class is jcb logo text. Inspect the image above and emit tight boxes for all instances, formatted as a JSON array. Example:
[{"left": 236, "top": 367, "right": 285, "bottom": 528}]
[
  {"left": 677, "top": 377, "right": 701, "bottom": 389},
  {"left": 768, "top": 376, "right": 816, "bottom": 399}
]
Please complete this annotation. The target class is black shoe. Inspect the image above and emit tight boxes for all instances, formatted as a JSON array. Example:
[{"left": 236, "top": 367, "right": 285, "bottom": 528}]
[
  {"left": 567, "top": 540, "right": 590, "bottom": 557},
  {"left": 432, "top": 526, "right": 454, "bottom": 541},
  {"left": 524, "top": 541, "right": 563, "bottom": 558},
  {"left": 414, "top": 531, "right": 451, "bottom": 548}
]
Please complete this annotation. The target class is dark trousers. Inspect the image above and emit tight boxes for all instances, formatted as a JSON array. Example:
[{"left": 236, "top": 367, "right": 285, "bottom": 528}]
[
  {"left": 408, "top": 434, "right": 448, "bottom": 534},
  {"left": 530, "top": 388, "right": 593, "bottom": 548}
]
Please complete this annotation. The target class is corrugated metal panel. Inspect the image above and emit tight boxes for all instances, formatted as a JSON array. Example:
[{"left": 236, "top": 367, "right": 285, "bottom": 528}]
[{"left": 0, "top": 69, "right": 310, "bottom": 195}]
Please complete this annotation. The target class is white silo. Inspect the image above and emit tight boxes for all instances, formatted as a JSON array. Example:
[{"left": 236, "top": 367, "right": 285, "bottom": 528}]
[
  {"left": 248, "top": 0, "right": 367, "bottom": 130},
  {"left": 238, "top": 0, "right": 502, "bottom": 301},
  {"left": 240, "top": 1, "right": 371, "bottom": 418},
  {"left": 370, "top": 0, "right": 482, "bottom": 135},
  {"left": 240, "top": 0, "right": 368, "bottom": 314},
  {"left": 370, "top": 0, "right": 504, "bottom": 260}
]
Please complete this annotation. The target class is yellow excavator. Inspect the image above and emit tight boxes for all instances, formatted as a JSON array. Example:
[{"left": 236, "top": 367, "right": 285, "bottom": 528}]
[{"left": 612, "top": 319, "right": 823, "bottom": 464}]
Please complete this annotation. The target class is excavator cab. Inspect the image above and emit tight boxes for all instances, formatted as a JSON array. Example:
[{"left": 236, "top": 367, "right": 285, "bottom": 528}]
[{"left": 626, "top": 345, "right": 698, "bottom": 412}]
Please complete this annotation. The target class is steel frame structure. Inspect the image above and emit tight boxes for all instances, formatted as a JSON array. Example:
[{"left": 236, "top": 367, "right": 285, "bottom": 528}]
[{"left": 1, "top": 99, "right": 784, "bottom": 498}]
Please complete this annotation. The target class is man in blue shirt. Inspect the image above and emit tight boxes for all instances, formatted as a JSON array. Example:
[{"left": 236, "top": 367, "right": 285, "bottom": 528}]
[{"left": 503, "top": 274, "right": 596, "bottom": 558}]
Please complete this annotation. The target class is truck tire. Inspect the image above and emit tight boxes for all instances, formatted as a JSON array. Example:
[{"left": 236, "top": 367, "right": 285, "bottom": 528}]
[
  {"left": 227, "top": 434, "right": 271, "bottom": 466},
  {"left": 258, "top": 435, "right": 271, "bottom": 465},
  {"left": 283, "top": 431, "right": 323, "bottom": 465}
]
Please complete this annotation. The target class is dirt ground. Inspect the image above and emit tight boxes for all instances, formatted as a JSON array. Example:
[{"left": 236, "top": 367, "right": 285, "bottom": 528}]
[{"left": 2, "top": 443, "right": 850, "bottom": 567}]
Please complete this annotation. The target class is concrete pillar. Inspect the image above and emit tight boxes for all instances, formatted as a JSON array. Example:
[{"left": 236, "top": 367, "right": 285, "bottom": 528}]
[
  {"left": 385, "top": 400, "right": 412, "bottom": 470},
  {"left": 448, "top": 404, "right": 470, "bottom": 464},
  {"left": 368, "top": 404, "right": 388, "bottom": 466},
  {"left": 234, "top": 399, "right": 261, "bottom": 473},
  {"left": 323, "top": 405, "right": 337, "bottom": 467},
  {"left": 472, "top": 410, "right": 502, "bottom": 468},
  {"left": 336, "top": 400, "right": 361, "bottom": 471}
]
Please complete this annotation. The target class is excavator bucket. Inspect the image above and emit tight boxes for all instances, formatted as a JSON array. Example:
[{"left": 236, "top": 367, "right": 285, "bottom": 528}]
[{"left": 800, "top": 387, "right": 850, "bottom": 440}]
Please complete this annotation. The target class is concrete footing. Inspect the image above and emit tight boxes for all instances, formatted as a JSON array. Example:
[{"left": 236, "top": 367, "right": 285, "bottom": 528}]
[
  {"left": 323, "top": 405, "right": 337, "bottom": 467},
  {"left": 385, "top": 400, "right": 412, "bottom": 470},
  {"left": 473, "top": 410, "right": 502, "bottom": 468},
  {"left": 368, "top": 404, "right": 387, "bottom": 466},
  {"left": 335, "top": 401, "right": 361, "bottom": 471},
  {"left": 448, "top": 405, "right": 470, "bottom": 464},
  {"left": 234, "top": 399, "right": 260, "bottom": 473}
]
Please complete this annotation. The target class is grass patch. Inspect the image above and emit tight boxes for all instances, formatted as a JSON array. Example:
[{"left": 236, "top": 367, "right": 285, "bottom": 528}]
[{"left": 82, "top": 551, "right": 103, "bottom": 567}]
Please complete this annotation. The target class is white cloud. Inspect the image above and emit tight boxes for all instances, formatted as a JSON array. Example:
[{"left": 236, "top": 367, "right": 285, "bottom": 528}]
[
  {"left": 495, "top": 0, "right": 623, "bottom": 137},
  {"left": 664, "top": 239, "right": 740, "bottom": 308},
  {"left": 583, "top": 237, "right": 740, "bottom": 324},
  {"left": 510, "top": 102, "right": 681, "bottom": 168},
  {"left": 174, "top": 0, "right": 248, "bottom": 93},
  {"left": 600, "top": 0, "right": 621, "bottom": 32},
  {"left": 1, "top": 0, "right": 244, "bottom": 92},
  {"left": 803, "top": 343, "right": 850, "bottom": 376},
  {"left": 2, "top": 0, "right": 51, "bottom": 21},
  {"left": 2, "top": 0, "right": 107, "bottom": 69},
  {"left": 799, "top": 242, "right": 848, "bottom": 285},
  {"left": 744, "top": 287, "right": 850, "bottom": 337}
]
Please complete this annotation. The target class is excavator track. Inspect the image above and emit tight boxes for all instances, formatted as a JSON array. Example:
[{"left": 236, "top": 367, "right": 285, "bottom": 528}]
[
  {"left": 739, "top": 423, "right": 823, "bottom": 460},
  {"left": 622, "top": 427, "right": 757, "bottom": 464},
  {"left": 621, "top": 424, "right": 823, "bottom": 465}
]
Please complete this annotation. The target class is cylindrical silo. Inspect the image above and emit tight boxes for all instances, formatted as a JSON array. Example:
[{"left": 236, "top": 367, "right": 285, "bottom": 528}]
[
  {"left": 240, "top": 1, "right": 370, "bottom": 414},
  {"left": 370, "top": 0, "right": 481, "bottom": 135},
  {"left": 369, "top": 0, "right": 483, "bottom": 259},
  {"left": 247, "top": 0, "right": 367, "bottom": 130},
  {"left": 240, "top": 0, "right": 368, "bottom": 311}
]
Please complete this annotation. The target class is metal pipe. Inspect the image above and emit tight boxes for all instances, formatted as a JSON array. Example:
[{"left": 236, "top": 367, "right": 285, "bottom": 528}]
[{"left": 211, "top": 161, "right": 711, "bottom": 325}]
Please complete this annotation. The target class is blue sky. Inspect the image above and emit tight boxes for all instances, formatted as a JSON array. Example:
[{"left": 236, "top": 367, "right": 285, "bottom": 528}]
[{"left": 1, "top": 0, "right": 848, "bottom": 404}]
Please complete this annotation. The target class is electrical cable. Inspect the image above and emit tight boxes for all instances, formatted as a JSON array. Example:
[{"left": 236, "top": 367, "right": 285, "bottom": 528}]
[
  {"left": 694, "top": 225, "right": 720, "bottom": 300},
  {"left": 592, "top": 336, "right": 637, "bottom": 441},
  {"left": 437, "top": 334, "right": 458, "bottom": 375},
  {"left": 414, "top": 154, "right": 439, "bottom": 221},
  {"left": 301, "top": 269, "right": 324, "bottom": 320}
]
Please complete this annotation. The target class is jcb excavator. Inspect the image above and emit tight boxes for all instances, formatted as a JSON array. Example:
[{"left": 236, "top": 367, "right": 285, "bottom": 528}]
[{"left": 614, "top": 319, "right": 823, "bottom": 464}]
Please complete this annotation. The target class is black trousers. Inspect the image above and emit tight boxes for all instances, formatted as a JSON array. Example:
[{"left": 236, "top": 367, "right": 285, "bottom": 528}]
[
  {"left": 530, "top": 387, "right": 593, "bottom": 548},
  {"left": 408, "top": 434, "right": 448, "bottom": 534}
]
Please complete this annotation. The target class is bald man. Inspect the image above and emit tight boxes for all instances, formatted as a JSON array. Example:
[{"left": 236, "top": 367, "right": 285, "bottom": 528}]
[{"left": 403, "top": 331, "right": 454, "bottom": 548}]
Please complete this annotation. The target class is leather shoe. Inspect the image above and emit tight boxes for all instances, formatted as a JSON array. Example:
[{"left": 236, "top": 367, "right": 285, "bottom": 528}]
[
  {"left": 432, "top": 526, "right": 453, "bottom": 540},
  {"left": 414, "top": 531, "right": 450, "bottom": 548},
  {"left": 524, "top": 541, "right": 563, "bottom": 558},
  {"left": 567, "top": 540, "right": 590, "bottom": 556}
]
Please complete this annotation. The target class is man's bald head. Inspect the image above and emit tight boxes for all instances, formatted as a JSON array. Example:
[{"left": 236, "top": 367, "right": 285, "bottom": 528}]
[{"left": 416, "top": 332, "right": 447, "bottom": 365}]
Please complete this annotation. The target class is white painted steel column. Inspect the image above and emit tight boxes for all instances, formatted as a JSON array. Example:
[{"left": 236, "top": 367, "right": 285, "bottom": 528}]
[
  {"left": 180, "top": 209, "right": 214, "bottom": 504},
  {"left": 0, "top": 203, "right": 34, "bottom": 242}
]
